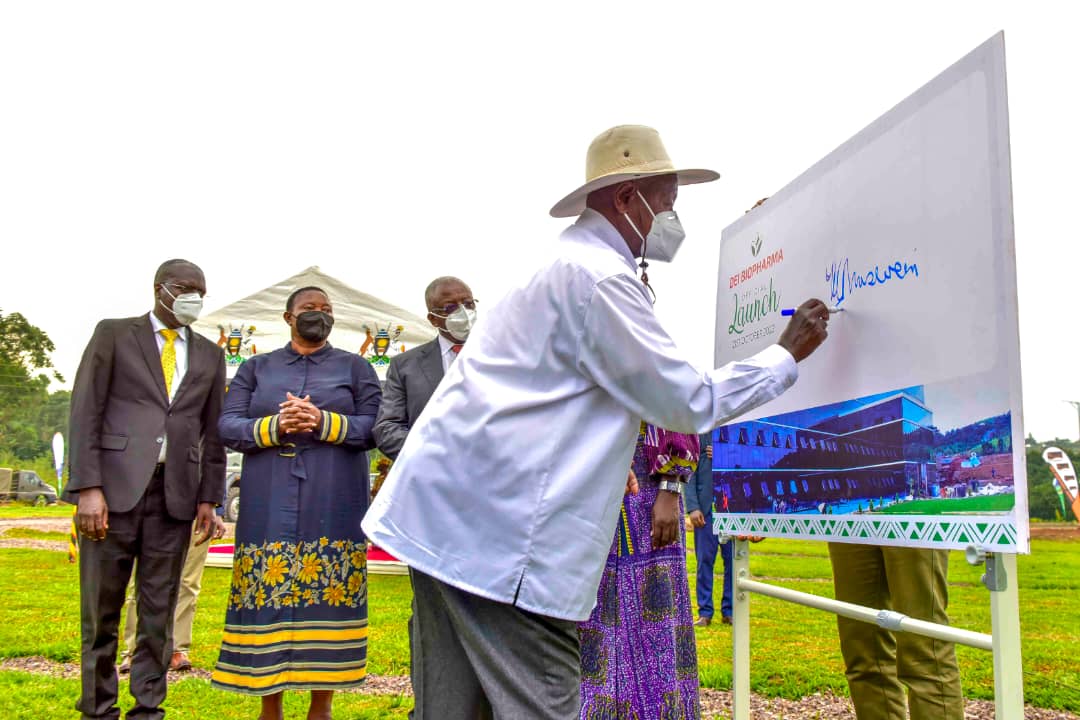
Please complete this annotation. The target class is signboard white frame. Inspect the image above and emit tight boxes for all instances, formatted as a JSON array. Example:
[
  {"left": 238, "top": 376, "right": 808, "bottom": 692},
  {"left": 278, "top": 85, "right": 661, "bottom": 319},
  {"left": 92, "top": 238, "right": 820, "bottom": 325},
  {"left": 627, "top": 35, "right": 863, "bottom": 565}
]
[{"left": 712, "top": 32, "right": 1026, "bottom": 553}]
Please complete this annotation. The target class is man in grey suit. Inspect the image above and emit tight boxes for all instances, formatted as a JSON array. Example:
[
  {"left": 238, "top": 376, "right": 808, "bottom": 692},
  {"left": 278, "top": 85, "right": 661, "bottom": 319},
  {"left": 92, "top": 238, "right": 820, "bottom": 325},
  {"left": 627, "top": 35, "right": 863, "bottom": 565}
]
[
  {"left": 373, "top": 276, "right": 475, "bottom": 718},
  {"left": 374, "top": 276, "right": 476, "bottom": 459},
  {"left": 64, "top": 259, "right": 227, "bottom": 720}
]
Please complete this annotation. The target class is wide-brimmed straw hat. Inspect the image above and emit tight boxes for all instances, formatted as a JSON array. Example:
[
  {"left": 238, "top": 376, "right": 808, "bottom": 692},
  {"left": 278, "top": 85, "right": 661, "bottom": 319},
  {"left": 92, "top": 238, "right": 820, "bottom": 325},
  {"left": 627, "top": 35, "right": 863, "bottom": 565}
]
[{"left": 549, "top": 125, "right": 720, "bottom": 218}]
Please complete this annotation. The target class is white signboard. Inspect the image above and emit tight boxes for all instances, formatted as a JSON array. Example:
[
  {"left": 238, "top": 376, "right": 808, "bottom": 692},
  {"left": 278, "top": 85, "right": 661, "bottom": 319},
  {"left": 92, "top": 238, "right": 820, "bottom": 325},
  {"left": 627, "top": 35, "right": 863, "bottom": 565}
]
[{"left": 712, "top": 33, "right": 1026, "bottom": 552}]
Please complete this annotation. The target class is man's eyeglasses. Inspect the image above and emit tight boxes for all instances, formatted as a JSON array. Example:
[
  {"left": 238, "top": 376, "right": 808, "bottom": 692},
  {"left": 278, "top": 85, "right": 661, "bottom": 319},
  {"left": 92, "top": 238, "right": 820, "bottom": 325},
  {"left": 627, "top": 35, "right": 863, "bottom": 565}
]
[
  {"left": 429, "top": 299, "right": 478, "bottom": 317},
  {"left": 164, "top": 283, "right": 206, "bottom": 298}
]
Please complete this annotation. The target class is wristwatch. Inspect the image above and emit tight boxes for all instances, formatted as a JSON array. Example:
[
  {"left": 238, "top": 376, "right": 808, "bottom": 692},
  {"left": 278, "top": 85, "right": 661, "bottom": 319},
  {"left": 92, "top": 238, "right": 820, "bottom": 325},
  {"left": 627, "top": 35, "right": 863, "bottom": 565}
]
[{"left": 657, "top": 479, "right": 684, "bottom": 494}]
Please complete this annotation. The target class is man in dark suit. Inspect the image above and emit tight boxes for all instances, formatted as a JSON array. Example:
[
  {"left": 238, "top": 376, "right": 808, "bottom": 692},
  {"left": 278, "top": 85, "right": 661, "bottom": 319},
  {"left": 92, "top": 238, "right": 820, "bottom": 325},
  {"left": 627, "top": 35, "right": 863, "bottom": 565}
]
[
  {"left": 374, "top": 276, "right": 475, "bottom": 459},
  {"left": 686, "top": 431, "right": 733, "bottom": 626},
  {"left": 64, "top": 259, "right": 227, "bottom": 720}
]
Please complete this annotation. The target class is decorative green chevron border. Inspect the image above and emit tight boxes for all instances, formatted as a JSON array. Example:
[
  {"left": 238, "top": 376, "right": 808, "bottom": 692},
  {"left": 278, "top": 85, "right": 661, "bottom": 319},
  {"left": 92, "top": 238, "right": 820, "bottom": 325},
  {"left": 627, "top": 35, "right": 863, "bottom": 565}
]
[{"left": 713, "top": 513, "right": 1019, "bottom": 551}]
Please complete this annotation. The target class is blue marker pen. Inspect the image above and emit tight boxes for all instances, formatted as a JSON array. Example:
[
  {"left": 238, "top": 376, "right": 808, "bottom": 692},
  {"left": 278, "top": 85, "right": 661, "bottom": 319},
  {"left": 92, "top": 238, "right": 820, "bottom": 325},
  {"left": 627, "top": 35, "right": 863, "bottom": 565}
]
[{"left": 780, "top": 307, "right": 844, "bottom": 316}]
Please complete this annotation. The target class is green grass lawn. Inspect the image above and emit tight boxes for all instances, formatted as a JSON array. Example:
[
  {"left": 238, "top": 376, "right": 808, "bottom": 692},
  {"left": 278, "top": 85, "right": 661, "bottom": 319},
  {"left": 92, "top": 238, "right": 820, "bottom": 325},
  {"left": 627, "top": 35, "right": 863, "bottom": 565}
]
[
  {"left": 877, "top": 494, "right": 1016, "bottom": 514},
  {"left": 0, "top": 538, "right": 1076, "bottom": 718},
  {"left": 0, "top": 502, "right": 73, "bottom": 519}
]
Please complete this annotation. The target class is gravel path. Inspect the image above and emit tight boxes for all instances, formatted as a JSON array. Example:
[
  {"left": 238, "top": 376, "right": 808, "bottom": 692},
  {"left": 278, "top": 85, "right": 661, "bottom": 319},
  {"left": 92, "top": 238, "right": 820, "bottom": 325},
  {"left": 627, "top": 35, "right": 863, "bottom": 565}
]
[
  {"left": 695, "top": 688, "right": 1080, "bottom": 719},
  {"left": 0, "top": 516, "right": 236, "bottom": 551},
  {"left": 3, "top": 657, "right": 1076, "bottom": 719},
  {"left": 0, "top": 518, "right": 70, "bottom": 533},
  {"left": 0, "top": 518, "right": 71, "bottom": 551}
]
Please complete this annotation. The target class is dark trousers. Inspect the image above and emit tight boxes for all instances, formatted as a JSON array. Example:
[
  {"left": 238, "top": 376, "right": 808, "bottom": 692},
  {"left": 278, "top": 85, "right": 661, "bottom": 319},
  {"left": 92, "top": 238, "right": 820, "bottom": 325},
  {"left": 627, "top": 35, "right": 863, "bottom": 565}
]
[
  {"left": 693, "top": 515, "right": 733, "bottom": 619},
  {"left": 409, "top": 569, "right": 581, "bottom": 720},
  {"left": 77, "top": 469, "right": 192, "bottom": 720}
]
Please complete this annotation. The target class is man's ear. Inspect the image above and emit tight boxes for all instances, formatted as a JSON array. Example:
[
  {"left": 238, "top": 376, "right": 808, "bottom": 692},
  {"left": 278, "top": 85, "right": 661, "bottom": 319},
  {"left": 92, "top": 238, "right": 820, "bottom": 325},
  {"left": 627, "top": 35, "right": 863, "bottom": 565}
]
[{"left": 612, "top": 182, "right": 638, "bottom": 214}]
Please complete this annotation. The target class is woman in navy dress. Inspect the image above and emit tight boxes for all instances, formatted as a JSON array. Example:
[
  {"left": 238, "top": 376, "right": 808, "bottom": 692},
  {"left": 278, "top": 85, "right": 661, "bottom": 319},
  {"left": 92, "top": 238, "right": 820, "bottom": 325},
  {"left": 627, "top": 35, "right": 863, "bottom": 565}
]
[{"left": 211, "top": 286, "right": 381, "bottom": 720}]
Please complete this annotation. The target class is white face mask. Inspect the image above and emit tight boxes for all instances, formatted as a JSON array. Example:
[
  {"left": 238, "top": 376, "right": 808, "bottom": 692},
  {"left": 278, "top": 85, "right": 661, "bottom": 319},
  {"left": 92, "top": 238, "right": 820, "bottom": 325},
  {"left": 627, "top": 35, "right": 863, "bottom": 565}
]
[
  {"left": 159, "top": 285, "right": 203, "bottom": 326},
  {"left": 443, "top": 306, "right": 476, "bottom": 342},
  {"left": 623, "top": 191, "right": 686, "bottom": 263}
]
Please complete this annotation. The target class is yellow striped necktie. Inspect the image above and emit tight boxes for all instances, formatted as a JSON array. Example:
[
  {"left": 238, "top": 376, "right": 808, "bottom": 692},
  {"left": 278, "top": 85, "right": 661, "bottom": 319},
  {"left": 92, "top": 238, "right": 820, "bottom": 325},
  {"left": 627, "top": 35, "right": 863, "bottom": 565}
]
[
  {"left": 160, "top": 328, "right": 179, "bottom": 397},
  {"left": 68, "top": 506, "right": 78, "bottom": 563}
]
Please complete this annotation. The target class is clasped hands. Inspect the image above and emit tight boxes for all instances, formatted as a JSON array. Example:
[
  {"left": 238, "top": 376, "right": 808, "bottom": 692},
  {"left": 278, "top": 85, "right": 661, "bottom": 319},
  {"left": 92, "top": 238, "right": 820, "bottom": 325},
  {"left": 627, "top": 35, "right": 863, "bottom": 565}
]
[{"left": 278, "top": 392, "right": 322, "bottom": 435}]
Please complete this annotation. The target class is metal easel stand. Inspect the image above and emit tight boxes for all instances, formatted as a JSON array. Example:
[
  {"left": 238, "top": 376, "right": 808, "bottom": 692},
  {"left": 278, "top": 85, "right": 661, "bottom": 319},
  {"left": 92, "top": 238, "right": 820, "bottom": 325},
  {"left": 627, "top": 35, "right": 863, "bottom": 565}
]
[
  {"left": 978, "top": 550, "right": 1024, "bottom": 719},
  {"left": 730, "top": 538, "right": 752, "bottom": 720},
  {"left": 727, "top": 539, "right": 1024, "bottom": 720}
]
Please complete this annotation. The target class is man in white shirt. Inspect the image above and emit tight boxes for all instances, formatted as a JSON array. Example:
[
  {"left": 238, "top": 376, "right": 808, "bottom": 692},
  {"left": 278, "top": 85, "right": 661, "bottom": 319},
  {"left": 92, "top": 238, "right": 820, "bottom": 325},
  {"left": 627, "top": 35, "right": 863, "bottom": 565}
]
[
  {"left": 362, "top": 126, "right": 830, "bottom": 719},
  {"left": 373, "top": 276, "right": 476, "bottom": 720}
]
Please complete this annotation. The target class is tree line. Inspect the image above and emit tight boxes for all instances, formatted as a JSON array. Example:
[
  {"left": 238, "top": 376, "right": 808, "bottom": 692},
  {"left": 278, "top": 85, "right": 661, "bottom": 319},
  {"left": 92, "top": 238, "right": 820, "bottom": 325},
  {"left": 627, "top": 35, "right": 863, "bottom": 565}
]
[
  {"left": 0, "top": 309, "right": 69, "bottom": 463},
  {"left": 0, "top": 309, "right": 1075, "bottom": 521}
]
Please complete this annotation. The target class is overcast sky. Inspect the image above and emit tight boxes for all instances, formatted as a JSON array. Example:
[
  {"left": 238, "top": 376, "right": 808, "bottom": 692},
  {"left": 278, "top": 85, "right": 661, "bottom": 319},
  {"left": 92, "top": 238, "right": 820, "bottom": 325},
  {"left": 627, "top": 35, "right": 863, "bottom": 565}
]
[{"left": 1, "top": 1, "right": 1076, "bottom": 441}]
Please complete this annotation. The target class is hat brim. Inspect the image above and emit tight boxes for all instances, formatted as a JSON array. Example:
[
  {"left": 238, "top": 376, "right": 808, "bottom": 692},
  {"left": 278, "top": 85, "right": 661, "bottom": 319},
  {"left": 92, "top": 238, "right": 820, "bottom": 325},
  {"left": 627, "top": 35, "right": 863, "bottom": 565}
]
[{"left": 549, "top": 168, "right": 720, "bottom": 218}]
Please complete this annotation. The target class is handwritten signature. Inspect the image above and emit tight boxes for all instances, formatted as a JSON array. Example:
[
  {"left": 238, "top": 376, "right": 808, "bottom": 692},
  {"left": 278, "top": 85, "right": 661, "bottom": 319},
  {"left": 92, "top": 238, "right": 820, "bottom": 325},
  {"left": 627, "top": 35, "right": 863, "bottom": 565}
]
[{"left": 825, "top": 257, "right": 919, "bottom": 306}]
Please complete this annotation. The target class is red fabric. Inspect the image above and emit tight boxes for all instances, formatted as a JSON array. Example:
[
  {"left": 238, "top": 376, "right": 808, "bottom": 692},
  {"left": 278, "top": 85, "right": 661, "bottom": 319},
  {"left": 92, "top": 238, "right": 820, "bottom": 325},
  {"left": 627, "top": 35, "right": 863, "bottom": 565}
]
[
  {"left": 451, "top": 344, "right": 463, "bottom": 354},
  {"left": 368, "top": 545, "right": 400, "bottom": 562}
]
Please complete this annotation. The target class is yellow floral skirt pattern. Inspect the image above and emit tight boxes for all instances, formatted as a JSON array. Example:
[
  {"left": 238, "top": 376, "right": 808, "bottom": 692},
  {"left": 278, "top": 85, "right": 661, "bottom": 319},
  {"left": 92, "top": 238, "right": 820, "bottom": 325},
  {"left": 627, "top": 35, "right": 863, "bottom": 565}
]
[
  {"left": 227, "top": 537, "right": 368, "bottom": 611},
  {"left": 212, "top": 537, "right": 368, "bottom": 695}
]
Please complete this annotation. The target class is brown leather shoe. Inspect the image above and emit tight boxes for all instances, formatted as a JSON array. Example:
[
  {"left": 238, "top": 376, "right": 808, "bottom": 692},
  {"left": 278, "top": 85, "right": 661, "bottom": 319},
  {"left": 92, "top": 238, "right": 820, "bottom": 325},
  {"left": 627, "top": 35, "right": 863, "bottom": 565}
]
[
  {"left": 169, "top": 652, "right": 192, "bottom": 672},
  {"left": 117, "top": 657, "right": 131, "bottom": 675},
  {"left": 721, "top": 615, "right": 733, "bottom": 625},
  {"left": 693, "top": 616, "right": 712, "bottom": 627}
]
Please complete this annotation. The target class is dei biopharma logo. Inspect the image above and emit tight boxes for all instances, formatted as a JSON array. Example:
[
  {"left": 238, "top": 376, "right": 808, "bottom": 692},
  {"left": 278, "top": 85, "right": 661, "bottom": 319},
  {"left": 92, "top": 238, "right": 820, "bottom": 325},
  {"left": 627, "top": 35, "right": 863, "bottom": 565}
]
[
  {"left": 730, "top": 234, "right": 783, "bottom": 290},
  {"left": 727, "top": 234, "right": 785, "bottom": 348}
]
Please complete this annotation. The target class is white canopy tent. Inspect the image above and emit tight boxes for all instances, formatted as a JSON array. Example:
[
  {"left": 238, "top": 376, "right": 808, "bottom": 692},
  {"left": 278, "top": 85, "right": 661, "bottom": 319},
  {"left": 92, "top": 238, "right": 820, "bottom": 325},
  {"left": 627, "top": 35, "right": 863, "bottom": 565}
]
[{"left": 193, "top": 266, "right": 436, "bottom": 381}]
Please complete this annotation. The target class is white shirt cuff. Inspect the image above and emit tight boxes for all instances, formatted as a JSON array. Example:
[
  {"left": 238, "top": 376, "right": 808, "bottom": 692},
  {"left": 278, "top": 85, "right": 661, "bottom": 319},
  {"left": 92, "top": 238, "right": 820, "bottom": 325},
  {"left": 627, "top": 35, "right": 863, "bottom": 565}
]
[{"left": 755, "top": 343, "right": 799, "bottom": 390}]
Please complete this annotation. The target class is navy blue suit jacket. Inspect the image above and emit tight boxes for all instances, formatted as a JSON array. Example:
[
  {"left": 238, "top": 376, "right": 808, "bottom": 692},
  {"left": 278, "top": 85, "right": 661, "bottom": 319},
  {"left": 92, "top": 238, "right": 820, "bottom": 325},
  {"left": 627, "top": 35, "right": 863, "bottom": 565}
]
[{"left": 686, "top": 432, "right": 715, "bottom": 516}]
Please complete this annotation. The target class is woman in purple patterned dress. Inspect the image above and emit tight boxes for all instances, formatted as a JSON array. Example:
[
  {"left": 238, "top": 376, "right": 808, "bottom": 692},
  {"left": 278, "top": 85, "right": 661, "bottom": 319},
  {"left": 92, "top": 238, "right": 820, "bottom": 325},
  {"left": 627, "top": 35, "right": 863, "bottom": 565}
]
[{"left": 579, "top": 423, "right": 701, "bottom": 720}]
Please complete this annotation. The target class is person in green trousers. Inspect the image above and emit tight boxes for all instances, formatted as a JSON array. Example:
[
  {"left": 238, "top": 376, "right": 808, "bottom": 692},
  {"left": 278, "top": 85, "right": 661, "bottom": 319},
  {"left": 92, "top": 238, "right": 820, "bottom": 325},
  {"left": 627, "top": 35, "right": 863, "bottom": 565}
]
[{"left": 828, "top": 543, "right": 964, "bottom": 719}]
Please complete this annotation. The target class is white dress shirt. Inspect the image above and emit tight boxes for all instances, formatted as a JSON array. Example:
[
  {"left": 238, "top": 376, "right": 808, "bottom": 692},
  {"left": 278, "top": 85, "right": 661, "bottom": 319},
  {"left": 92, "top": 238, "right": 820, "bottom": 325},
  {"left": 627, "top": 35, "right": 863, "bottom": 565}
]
[
  {"left": 148, "top": 311, "right": 188, "bottom": 461},
  {"left": 362, "top": 209, "right": 798, "bottom": 621},
  {"left": 437, "top": 333, "right": 460, "bottom": 373}
]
